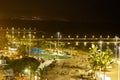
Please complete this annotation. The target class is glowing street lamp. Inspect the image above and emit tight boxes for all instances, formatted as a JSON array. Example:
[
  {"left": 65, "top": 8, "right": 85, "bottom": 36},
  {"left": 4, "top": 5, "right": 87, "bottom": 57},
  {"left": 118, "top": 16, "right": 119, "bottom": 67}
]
[
  {"left": 24, "top": 68, "right": 31, "bottom": 80},
  {"left": 57, "top": 32, "right": 60, "bottom": 54}
]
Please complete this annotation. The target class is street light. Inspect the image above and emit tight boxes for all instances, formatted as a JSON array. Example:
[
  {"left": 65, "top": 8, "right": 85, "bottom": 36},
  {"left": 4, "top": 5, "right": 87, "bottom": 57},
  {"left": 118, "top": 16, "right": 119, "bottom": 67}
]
[
  {"left": 115, "top": 36, "right": 118, "bottom": 59},
  {"left": 24, "top": 68, "right": 31, "bottom": 80},
  {"left": 118, "top": 46, "right": 120, "bottom": 80},
  {"left": 57, "top": 32, "right": 60, "bottom": 54},
  {"left": 28, "top": 32, "right": 32, "bottom": 56}
]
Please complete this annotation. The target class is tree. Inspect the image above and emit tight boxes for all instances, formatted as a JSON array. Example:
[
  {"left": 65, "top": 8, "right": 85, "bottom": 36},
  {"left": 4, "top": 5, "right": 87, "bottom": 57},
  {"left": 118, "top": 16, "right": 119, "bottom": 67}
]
[
  {"left": 4, "top": 57, "right": 40, "bottom": 77},
  {"left": 88, "top": 44, "right": 113, "bottom": 79},
  {"left": 99, "top": 47, "right": 113, "bottom": 71},
  {"left": 88, "top": 44, "right": 100, "bottom": 77},
  {"left": 18, "top": 44, "right": 28, "bottom": 57},
  {"left": 99, "top": 47, "right": 113, "bottom": 79},
  {"left": 37, "top": 39, "right": 50, "bottom": 49}
]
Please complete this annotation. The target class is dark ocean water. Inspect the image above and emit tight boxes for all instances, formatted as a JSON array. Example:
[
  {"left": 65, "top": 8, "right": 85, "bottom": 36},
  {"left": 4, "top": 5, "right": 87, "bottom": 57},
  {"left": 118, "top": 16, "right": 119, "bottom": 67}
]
[{"left": 0, "top": 19, "right": 119, "bottom": 37}]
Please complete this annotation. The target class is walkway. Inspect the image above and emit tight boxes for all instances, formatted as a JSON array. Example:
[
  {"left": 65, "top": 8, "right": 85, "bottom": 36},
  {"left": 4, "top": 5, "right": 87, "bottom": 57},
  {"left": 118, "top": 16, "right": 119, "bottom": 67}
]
[{"left": 0, "top": 70, "right": 4, "bottom": 80}]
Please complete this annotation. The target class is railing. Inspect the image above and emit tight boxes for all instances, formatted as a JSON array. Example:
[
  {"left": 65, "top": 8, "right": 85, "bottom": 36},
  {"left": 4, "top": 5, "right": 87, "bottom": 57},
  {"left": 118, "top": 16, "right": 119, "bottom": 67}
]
[{"left": 19, "top": 37, "right": 120, "bottom": 43}]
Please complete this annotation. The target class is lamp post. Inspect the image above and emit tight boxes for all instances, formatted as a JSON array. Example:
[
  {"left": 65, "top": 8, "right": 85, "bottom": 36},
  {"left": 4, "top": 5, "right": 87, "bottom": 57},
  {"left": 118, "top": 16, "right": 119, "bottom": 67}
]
[
  {"left": 118, "top": 46, "right": 120, "bottom": 80},
  {"left": 28, "top": 32, "right": 32, "bottom": 56},
  {"left": 115, "top": 36, "right": 118, "bottom": 59},
  {"left": 25, "top": 68, "right": 31, "bottom": 80},
  {"left": 57, "top": 32, "right": 60, "bottom": 54}
]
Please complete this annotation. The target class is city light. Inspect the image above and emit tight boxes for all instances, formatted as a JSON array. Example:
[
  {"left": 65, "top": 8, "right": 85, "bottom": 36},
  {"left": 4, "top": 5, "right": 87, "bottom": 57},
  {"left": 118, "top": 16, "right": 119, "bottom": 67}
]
[
  {"left": 24, "top": 68, "right": 31, "bottom": 80},
  {"left": 0, "top": 27, "right": 120, "bottom": 79}
]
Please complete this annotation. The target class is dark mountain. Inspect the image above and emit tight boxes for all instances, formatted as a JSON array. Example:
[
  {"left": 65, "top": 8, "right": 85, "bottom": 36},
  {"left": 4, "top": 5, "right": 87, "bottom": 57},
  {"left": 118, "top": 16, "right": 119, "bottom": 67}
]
[{"left": 0, "top": 18, "right": 119, "bottom": 37}]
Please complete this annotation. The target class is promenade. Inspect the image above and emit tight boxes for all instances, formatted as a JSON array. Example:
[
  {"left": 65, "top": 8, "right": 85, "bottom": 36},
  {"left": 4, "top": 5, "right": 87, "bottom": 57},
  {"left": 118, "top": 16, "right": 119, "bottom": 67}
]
[
  {"left": 98, "top": 63, "right": 118, "bottom": 80},
  {"left": 0, "top": 52, "right": 119, "bottom": 80},
  {"left": 0, "top": 70, "right": 4, "bottom": 80},
  {"left": 106, "top": 62, "right": 118, "bottom": 80}
]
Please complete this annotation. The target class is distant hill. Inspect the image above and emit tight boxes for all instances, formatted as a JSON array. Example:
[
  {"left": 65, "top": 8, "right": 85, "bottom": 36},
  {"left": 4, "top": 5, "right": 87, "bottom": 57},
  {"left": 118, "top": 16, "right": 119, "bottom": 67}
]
[{"left": 0, "top": 18, "right": 119, "bottom": 37}]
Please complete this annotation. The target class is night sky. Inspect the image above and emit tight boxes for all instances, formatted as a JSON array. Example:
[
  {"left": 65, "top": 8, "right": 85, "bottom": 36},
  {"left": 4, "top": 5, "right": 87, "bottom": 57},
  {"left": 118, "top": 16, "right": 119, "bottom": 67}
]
[{"left": 0, "top": 0, "right": 119, "bottom": 35}]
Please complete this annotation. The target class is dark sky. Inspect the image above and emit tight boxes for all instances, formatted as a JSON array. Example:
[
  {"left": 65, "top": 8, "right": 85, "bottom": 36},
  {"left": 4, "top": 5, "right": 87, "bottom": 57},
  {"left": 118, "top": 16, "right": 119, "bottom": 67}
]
[{"left": 0, "top": 0, "right": 120, "bottom": 35}]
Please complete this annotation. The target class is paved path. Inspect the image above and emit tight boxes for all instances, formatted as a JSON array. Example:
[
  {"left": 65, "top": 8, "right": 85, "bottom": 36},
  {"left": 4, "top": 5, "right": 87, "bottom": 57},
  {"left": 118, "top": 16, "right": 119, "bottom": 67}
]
[
  {"left": 0, "top": 52, "right": 118, "bottom": 80},
  {"left": 106, "top": 63, "right": 118, "bottom": 80},
  {"left": 98, "top": 63, "right": 118, "bottom": 80},
  {"left": 0, "top": 70, "right": 4, "bottom": 80}
]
